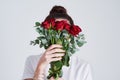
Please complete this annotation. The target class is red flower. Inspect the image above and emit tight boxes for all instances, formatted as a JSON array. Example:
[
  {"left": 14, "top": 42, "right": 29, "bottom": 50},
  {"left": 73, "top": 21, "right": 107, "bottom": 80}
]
[
  {"left": 64, "top": 23, "right": 71, "bottom": 31},
  {"left": 41, "top": 20, "right": 50, "bottom": 29},
  {"left": 49, "top": 18, "right": 55, "bottom": 28},
  {"left": 69, "top": 25, "right": 82, "bottom": 36},
  {"left": 55, "top": 21, "right": 66, "bottom": 31},
  {"left": 41, "top": 18, "right": 55, "bottom": 29}
]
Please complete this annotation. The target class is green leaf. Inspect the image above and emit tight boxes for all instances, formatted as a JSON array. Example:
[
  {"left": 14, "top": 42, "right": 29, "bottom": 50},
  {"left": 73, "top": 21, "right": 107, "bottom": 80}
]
[
  {"left": 71, "top": 48, "right": 76, "bottom": 53},
  {"left": 36, "top": 28, "right": 42, "bottom": 34},
  {"left": 58, "top": 70, "right": 63, "bottom": 78},
  {"left": 70, "top": 36, "right": 75, "bottom": 44},
  {"left": 41, "top": 38, "right": 47, "bottom": 44},
  {"left": 44, "top": 44, "right": 49, "bottom": 49},
  {"left": 61, "top": 29, "right": 67, "bottom": 33},
  {"left": 77, "top": 41, "right": 85, "bottom": 47},
  {"left": 77, "top": 34, "right": 86, "bottom": 41},
  {"left": 30, "top": 39, "right": 40, "bottom": 46},
  {"left": 39, "top": 42, "right": 43, "bottom": 48},
  {"left": 51, "top": 61, "right": 63, "bottom": 71},
  {"left": 62, "top": 32, "right": 69, "bottom": 37},
  {"left": 37, "top": 36, "right": 45, "bottom": 40},
  {"left": 56, "top": 39, "right": 62, "bottom": 45},
  {"left": 62, "top": 52, "right": 70, "bottom": 66},
  {"left": 35, "top": 22, "right": 40, "bottom": 26},
  {"left": 72, "top": 44, "right": 76, "bottom": 48},
  {"left": 30, "top": 41, "right": 35, "bottom": 45},
  {"left": 35, "top": 39, "right": 39, "bottom": 44}
]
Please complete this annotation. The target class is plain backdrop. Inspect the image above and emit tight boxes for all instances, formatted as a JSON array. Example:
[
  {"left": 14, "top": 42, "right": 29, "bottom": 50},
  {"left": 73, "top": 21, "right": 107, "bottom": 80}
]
[{"left": 0, "top": 0, "right": 120, "bottom": 80}]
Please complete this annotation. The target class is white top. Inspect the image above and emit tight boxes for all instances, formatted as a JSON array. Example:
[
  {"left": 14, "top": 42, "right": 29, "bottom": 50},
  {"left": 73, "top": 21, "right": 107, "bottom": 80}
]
[{"left": 22, "top": 54, "right": 93, "bottom": 80}]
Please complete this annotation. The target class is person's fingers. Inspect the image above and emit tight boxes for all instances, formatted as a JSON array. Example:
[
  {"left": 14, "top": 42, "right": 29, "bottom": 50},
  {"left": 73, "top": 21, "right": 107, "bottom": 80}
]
[
  {"left": 42, "top": 52, "right": 64, "bottom": 64},
  {"left": 50, "top": 77, "right": 54, "bottom": 80},
  {"left": 50, "top": 57, "right": 62, "bottom": 62},
  {"left": 46, "top": 44, "right": 63, "bottom": 51},
  {"left": 46, "top": 48, "right": 65, "bottom": 55},
  {"left": 49, "top": 53, "right": 65, "bottom": 58}
]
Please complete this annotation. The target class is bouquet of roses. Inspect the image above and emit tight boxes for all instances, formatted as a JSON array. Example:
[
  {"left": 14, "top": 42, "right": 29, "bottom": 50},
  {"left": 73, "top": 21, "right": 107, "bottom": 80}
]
[{"left": 30, "top": 18, "right": 86, "bottom": 80}]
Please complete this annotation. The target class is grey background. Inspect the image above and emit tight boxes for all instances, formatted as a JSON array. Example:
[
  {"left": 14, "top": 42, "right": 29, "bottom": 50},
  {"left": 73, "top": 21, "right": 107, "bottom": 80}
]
[{"left": 0, "top": 0, "right": 120, "bottom": 80}]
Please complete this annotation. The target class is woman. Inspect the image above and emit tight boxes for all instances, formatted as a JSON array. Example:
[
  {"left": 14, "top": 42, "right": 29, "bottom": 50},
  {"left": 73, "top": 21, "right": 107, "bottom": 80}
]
[{"left": 22, "top": 6, "right": 93, "bottom": 80}]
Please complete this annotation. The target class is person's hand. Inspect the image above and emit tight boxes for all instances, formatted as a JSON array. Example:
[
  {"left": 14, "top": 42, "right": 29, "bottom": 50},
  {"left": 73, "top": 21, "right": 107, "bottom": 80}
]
[
  {"left": 50, "top": 77, "right": 64, "bottom": 80},
  {"left": 38, "top": 44, "right": 65, "bottom": 70},
  {"left": 33, "top": 44, "right": 65, "bottom": 80}
]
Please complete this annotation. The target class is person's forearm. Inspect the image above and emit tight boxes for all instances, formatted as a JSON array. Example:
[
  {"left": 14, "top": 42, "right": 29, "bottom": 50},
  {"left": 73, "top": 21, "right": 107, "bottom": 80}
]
[{"left": 33, "top": 64, "right": 45, "bottom": 80}]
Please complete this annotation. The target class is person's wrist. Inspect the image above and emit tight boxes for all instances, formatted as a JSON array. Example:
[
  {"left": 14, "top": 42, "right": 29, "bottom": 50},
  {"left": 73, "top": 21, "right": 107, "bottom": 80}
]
[
  {"left": 33, "top": 73, "right": 45, "bottom": 80},
  {"left": 38, "top": 62, "right": 47, "bottom": 71},
  {"left": 34, "top": 63, "right": 46, "bottom": 79}
]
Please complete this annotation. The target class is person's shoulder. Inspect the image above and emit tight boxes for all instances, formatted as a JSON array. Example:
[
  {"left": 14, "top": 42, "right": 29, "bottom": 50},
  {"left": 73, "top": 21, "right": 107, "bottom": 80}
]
[{"left": 26, "top": 54, "right": 42, "bottom": 61}]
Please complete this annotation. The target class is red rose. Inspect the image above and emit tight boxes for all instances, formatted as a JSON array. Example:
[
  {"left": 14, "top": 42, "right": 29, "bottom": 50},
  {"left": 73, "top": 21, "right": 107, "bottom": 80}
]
[
  {"left": 41, "top": 20, "right": 50, "bottom": 29},
  {"left": 69, "top": 25, "right": 82, "bottom": 36},
  {"left": 41, "top": 18, "right": 55, "bottom": 29},
  {"left": 64, "top": 23, "right": 71, "bottom": 31},
  {"left": 49, "top": 18, "right": 55, "bottom": 28},
  {"left": 55, "top": 21, "right": 66, "bottom": 31}
]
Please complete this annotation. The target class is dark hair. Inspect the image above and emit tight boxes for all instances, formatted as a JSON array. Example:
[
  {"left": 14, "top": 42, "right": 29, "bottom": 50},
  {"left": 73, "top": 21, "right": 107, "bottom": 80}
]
[{"left": 45, "top": 5, "right": 74, "bottom": 25}]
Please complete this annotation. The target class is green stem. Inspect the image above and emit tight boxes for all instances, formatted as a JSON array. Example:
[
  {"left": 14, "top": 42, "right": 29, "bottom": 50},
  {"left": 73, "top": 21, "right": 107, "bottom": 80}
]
[
  {"left": 56, "top": 74, "right": 59, "bottom": 80},
  {"left": 51, "top": 37, "right": 54, "bottom": 44}
]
